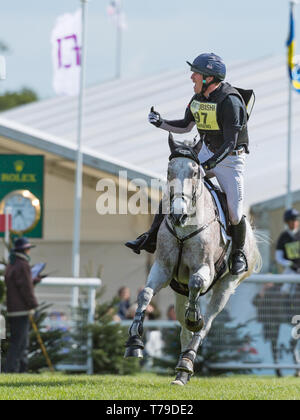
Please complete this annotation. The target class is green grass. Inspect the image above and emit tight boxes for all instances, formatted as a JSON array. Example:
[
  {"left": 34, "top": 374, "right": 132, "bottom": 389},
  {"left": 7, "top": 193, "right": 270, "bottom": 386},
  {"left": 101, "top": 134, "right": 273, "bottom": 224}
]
[{"left": 0, "top": 373, "right": 299, "bottom": 400}]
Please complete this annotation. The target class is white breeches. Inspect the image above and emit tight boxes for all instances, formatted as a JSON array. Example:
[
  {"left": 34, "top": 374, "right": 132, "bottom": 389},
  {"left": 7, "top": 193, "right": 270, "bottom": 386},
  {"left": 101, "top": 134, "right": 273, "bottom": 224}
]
[{"left": 198, "top": 142, "right": 246, "bottom": 226}]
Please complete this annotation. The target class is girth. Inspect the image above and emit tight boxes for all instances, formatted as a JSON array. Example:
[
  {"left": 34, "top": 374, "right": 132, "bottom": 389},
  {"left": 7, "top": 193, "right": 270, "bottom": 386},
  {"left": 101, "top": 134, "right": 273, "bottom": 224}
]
[{"left": 170, "top": 242, "right": 230, "bottom": 298}]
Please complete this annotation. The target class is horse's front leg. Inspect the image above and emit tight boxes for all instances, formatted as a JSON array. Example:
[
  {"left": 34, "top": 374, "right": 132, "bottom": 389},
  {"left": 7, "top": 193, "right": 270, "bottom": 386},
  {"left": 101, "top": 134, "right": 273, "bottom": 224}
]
[
  {"left": 176, "top": 273, "right": 240, "bottom": 376},
  {"left": 124, "top": 261, "right": 171, "bottom": 359},
  {"left": 185, "top": 264, "right": 211, "bottom": 333}
]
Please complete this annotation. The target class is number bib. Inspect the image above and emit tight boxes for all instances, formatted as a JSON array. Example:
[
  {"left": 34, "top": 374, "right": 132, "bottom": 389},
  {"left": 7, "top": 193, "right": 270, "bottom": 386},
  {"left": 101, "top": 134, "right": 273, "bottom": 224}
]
[
  {"left": 285, "top": 241, "right": 300, "bottom": 260},
  {"left": 190, "top": 100, "right": 220, "bottom": 131}
]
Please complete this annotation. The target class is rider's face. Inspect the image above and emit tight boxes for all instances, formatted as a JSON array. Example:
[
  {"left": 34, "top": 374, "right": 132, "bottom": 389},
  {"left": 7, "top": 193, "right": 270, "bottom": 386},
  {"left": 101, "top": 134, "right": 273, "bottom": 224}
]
[
  {"left": 287, "top": 219, "right": 300, "bottom": 231},
  {"left": 191, "top": 73, "right": 214, "bottom": 94},
  {"left": 191, "top": 72, "right": 203, "bottom": 94}
]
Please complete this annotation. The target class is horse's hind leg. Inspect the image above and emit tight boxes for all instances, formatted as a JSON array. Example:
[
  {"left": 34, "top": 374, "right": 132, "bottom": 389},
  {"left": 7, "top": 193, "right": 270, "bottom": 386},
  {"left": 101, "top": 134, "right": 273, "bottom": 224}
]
[
  {"left": 124, "top": 261, "right": 171, "bottom": 359},
  {"left": 176, "top": 274, "right": 241, "bottom": 376}
]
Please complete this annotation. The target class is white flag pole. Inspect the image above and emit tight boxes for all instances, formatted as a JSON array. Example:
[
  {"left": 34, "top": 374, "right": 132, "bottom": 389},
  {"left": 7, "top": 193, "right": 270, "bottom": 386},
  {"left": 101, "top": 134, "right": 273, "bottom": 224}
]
[
  {"left": 286, "top": 0, "right": 298, "bottom": 210},
  {"left": 116, "top": 12, "right": 122, "bottom": 79},
  {"left": 72, "top": 0, "right": 88, "bottom": 306},
  {"left": 116, "top": 0, "right": 122, "bottom": 79},
  {"left": 4, "top": 207, "right": 11, "bottom": 263}
]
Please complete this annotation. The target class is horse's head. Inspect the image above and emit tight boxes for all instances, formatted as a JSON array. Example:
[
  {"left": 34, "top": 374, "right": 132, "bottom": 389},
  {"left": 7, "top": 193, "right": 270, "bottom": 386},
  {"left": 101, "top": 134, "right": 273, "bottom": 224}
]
[{"left": 167, "top": 133, "right": 203, "bottom": 227}]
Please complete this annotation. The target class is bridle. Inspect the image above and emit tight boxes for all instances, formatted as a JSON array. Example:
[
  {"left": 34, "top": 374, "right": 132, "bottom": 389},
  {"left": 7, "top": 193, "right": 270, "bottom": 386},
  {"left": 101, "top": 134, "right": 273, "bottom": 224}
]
[
  {"left": 166, "top": 148, "right": 219, "bottom": 241},
  {"left": 166, "top": 149, "right": 221, "bottom": 289},
  {"left": 168, "top": 148, "right": 204, "bottom": 221}
]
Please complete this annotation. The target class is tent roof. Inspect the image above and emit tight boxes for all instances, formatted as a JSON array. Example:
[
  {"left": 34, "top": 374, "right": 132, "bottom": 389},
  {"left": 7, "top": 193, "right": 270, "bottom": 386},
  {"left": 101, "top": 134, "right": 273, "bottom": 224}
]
[{"left": 1, "top": 55, "right": 299, "bottom": 207}]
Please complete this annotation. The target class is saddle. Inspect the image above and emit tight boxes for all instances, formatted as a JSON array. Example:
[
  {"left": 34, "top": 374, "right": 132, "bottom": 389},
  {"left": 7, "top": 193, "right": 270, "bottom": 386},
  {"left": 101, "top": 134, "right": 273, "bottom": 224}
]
[
  {"left": 169, "top": 179, "right": 232, "bottom": 298},
  {"left": 204, "top": 177, "right": 230, "bottom": 233}
]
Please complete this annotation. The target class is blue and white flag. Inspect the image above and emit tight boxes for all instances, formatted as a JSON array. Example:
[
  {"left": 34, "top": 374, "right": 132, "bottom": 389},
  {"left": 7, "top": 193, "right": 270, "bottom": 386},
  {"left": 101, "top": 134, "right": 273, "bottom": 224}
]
[{"left": 287, "top": 4, "right": 300, "bottom": 92}]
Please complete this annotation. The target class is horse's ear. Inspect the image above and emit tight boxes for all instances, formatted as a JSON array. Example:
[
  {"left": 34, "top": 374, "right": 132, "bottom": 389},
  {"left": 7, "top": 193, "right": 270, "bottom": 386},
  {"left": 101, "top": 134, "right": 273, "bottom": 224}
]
[
  {"left": 168, "top": 132, "right": 176, "bottom": 152},
  {"left": 193, "top": 139, "right": 202, "bottom": 155}
]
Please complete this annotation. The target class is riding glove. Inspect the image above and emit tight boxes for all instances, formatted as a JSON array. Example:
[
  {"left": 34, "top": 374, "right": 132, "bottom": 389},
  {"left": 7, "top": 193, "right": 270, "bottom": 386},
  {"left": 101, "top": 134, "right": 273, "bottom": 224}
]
[
  {"left": 148, "top": 106, "right": 162, "bottom": 127},
  {"left": 202, "top": 158, "right": 217, "bottom": 171}
]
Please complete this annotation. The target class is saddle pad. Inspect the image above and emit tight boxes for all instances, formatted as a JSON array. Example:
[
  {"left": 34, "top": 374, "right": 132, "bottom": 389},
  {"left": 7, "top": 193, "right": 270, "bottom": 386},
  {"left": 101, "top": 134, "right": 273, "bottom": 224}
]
[{"left": 204, "top": 181, "right": 231, "bottom": 245}]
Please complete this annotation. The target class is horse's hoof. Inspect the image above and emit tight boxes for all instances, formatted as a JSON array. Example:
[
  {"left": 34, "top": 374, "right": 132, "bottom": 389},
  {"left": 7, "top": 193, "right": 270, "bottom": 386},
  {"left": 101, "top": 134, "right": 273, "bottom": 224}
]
[
  {"left": 185, "top": 308, "right": 204, "bottom": 333},
  {"left": 171, "top": 380, "right": 184, "bottom": 386},
  {"left": 171, "top": 371, "right": 191, "bottom": 386},
  {"left": 185, "top": 317, "right": 204, "bottom": 333},
  {"left": 124, "top": 346, "right": 144, "bottom": 359}
]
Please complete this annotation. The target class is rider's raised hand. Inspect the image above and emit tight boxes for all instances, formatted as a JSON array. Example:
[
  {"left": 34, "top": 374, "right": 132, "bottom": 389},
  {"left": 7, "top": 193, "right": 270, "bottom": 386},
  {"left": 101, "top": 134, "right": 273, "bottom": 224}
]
[{"left": 148, "top": 106, "right": 162, "bottom": 127}]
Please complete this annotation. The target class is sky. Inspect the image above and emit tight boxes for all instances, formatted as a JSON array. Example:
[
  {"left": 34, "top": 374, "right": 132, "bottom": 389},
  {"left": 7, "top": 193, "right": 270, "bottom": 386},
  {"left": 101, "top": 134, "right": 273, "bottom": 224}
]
[{"left": 0, "top": 0, "right": 299, "bottom": 99}]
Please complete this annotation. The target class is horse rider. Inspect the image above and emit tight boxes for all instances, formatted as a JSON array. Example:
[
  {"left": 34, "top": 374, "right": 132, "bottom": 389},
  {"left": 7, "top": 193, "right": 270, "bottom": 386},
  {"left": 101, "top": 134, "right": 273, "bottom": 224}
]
[
  {"left": 126, "top": 53, "right": 250, "bottom": 275},
  {"left": 276, "top": 209, "right": 300, "bottom": 280}
]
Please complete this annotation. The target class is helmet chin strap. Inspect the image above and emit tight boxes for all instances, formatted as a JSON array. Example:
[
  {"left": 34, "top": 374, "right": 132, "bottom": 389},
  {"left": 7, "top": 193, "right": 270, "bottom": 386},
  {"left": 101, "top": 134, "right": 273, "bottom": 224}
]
[{"left": 201, "top": 76, "right": 217, "bottom": 94}]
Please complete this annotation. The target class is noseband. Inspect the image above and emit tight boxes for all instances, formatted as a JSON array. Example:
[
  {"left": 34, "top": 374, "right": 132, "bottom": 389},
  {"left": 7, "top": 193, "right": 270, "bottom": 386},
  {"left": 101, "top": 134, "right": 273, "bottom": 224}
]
[{"left": 168, "top": 146, "right": 202, "bottom": 216}]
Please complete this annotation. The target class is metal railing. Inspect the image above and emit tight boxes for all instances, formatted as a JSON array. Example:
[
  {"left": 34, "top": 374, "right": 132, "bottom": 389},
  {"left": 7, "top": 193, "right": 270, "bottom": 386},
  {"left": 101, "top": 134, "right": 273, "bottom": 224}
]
[
  {"left": 0, "top": 277, "right": 101, "bottom": 375},
  {"left": 121, "top": 274, "right": 300, "bottom": 375}
]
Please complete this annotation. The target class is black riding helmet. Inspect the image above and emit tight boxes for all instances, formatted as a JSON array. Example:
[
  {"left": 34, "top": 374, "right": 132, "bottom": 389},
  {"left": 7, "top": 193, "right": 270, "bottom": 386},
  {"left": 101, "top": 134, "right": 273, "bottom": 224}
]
[
  {"left": 284, "top": 208, "right": 300, "bottom": 223},
  {"left": 186, "top": 53, "right": 226, "bottom": 82}
]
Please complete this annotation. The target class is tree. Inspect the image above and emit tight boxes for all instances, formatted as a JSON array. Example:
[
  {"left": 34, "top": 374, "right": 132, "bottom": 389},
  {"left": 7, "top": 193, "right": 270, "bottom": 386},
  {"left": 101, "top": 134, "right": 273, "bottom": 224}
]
[
  {"left": 0, "top": 88, "right": 38, "bottom": 112},
  {"left": 0, "top": 40, "right": 39, "bottom": 111}
]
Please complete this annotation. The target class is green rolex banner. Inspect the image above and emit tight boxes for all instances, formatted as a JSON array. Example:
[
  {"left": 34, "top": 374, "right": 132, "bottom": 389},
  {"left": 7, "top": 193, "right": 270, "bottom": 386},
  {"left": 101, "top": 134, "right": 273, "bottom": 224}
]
[{"left": 0, "top": 155, "right": 44, "bottom": 238}]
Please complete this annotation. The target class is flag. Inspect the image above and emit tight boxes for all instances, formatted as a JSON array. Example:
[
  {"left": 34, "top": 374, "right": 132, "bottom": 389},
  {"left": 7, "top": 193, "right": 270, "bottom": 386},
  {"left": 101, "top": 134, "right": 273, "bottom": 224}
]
[
  {"left": 51, "top": 9, "right": 82, "bottom": 96},
  {"left": 107, "top": 0, "right": 128, "bottom": 30},
  {"left": 0, "top": 214, "right": 12, "bottom": 233},
  {"left": 287, "top": 4, "right": 300, "bottom": 92}
]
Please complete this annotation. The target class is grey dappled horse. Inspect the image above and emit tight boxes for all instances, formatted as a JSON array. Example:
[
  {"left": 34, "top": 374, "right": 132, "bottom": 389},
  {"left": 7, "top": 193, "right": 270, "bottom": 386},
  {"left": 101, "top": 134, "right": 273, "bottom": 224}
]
[{"left": 125, "top": 134, "right": 262, "bottom": 385}]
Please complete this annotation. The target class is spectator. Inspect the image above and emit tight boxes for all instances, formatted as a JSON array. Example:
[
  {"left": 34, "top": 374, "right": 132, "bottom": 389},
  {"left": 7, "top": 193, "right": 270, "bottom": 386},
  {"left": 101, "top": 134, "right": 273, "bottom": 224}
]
[
  {"left": 276, "top": 209, "right": 300, "bottom": 286},
  {"left": 167, "top": 304, "right": 177, "bottom": 321},
  {"left": 113, "top": 286, "right": 131, "bottom": 322},
  {"left": 275, "top": 208, "right": 300, "bottom": 377},
  {"left": 4, "top": 237, "right": 41, "bottom": 373}
]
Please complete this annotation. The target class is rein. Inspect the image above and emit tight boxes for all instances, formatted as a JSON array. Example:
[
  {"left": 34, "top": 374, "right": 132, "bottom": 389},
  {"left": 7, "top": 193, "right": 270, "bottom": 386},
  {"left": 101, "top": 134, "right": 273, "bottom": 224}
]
[
  {"left": 167, "top": 147, "right": 226, "bottom": 290},
  {"left": 165, "top": 213, "right": 219, "bottom": 281}
]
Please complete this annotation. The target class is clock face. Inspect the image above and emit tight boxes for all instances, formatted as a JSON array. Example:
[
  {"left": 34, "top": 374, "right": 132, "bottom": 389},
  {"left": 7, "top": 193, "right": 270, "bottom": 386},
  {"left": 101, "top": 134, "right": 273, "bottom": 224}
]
[{"left": 0, "top": 190, "right": 41, "bottom": 234}]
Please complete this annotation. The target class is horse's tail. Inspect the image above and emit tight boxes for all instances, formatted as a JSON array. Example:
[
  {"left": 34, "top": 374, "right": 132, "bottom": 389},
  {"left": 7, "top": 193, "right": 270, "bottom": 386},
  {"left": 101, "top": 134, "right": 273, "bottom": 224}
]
[
  {"left": 253, "top": 235, "right": 263, "bottom": 274},
  {"left": 246, "top": 219, "right": 265, "bottom": 274},
  {"left": 252, "top": 228, "right": 269, "bottom": 274}
]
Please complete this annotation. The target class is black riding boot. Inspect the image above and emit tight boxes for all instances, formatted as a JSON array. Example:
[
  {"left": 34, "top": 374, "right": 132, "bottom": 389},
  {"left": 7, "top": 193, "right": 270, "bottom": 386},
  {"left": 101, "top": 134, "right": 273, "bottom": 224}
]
[
  {"left": 125, "top": 201, "right": 165, "bottom": 255},
  {"left": 230, "top": 215, "right": 248, "bottom": 275}
]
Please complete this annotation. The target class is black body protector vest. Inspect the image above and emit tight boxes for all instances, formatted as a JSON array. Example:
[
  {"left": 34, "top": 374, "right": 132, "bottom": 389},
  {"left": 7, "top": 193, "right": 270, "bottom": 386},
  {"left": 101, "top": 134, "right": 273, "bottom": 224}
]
[
  {"left": 284, "top": 231, "right": 300, "bottom": 267},
  {"left": 189, "top": 83, "right": 255, "bottom": 152}
]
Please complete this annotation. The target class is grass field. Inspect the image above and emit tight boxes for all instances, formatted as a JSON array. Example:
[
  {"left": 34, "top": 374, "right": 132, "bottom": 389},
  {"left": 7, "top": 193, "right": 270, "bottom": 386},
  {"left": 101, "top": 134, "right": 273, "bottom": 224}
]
[{"left": 0, "top": 373, "right": 299, "bottom": 400}]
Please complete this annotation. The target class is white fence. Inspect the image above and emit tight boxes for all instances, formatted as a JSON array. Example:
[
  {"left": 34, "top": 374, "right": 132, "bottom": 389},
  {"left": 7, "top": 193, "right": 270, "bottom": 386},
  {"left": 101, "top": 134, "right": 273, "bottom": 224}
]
[
  {"left": 1, "top": 277, "right": 101, "bottom": 375},
  {"left": 122, "top": 274, "right": 300, "bottom": 376}
]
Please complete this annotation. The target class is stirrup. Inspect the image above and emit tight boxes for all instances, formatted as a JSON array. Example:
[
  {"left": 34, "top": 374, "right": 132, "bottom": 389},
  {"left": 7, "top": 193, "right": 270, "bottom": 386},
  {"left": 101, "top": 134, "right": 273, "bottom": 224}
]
[{"left": 230, "top": 250, "right": 248, "bottom": 274}]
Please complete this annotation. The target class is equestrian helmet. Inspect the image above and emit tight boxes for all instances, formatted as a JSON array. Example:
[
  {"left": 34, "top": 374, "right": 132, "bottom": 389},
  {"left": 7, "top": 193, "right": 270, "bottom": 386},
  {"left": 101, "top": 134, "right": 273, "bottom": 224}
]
[
  {"left": 186, "top": 53, "right": 226, "bottom": 81},
  {"left": 284, "top": 208, "right": 300, "bottom": 222}
]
